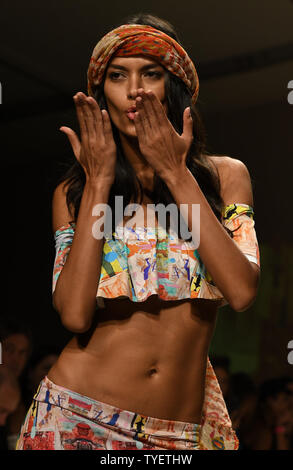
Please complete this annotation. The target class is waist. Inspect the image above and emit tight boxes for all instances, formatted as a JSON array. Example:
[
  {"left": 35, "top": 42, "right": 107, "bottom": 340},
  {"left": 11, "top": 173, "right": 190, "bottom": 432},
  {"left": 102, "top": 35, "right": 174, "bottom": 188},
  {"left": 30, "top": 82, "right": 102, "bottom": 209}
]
[
  {"left": 48, "top": 351, "right": 208, "bottom": 421},
  {"left": 48, "top": 298, "right": 217, "bottom": 422},
  {"left": 34, "top": 375, "right": 202, "bottom": 443}
]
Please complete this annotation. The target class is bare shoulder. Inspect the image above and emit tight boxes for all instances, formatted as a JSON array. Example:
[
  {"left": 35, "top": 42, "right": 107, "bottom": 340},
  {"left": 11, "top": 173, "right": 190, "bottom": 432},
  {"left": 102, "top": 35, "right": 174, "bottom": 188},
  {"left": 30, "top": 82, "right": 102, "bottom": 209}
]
[
  {"left": 207, "top": 155, "right": 244, "bottom": 178},
  {"left": 207, "top": 155, "right": 229, "bottom": 179},
  {"left": 52, "top": 179, "right": 74, "bottom": 233},
  {"left": 207, "top": 155, "right": 253, "bottom": 206}
]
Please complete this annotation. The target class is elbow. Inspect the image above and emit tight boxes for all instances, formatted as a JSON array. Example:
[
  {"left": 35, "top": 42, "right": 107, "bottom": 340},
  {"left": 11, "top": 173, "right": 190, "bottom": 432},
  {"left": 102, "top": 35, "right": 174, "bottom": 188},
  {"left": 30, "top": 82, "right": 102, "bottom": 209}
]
[
  {"left": 53, "top": 301, "right": 93, "bottom": 334},
  {"left": 61, "top": 312, "right": 93, "bottom": 334},
  {"left": 52, "top": 291, "right": 96, "bottom": 333},
  {"left": 230, "top": 289, "right": 258, "bottom": 312},
  {"left": 230, "top": 263, "right": 260, "bottom": 312},
  {"left": 62, "top": 319, "right": 92, "bottom": 334}
]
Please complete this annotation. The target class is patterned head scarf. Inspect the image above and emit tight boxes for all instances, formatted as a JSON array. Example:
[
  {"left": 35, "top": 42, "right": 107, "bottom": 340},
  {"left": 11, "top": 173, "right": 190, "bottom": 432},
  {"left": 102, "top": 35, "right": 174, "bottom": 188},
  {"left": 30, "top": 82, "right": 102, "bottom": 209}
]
[{"left": 87, "top": 24, "right": 199, "bottom": 104}]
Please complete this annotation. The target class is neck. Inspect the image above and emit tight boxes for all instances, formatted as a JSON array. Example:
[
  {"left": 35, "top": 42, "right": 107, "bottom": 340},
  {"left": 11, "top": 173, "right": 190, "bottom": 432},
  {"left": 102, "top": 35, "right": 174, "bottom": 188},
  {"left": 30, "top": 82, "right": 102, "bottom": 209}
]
[{"left": 119, "top": 132, "right": 155, "bottom": 194}]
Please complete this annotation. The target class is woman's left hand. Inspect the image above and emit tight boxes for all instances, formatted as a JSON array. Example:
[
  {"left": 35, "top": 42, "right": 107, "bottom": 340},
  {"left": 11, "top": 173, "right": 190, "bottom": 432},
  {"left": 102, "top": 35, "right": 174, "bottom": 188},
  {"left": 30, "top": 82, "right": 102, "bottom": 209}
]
[{"left": 133, "top": 89, "right": 194, "bottom": 182}]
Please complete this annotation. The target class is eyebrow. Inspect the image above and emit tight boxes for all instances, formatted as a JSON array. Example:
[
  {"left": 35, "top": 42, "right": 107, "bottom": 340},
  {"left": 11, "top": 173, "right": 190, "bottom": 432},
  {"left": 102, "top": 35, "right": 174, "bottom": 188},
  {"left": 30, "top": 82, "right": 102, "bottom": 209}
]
[{"left": 107, "top": 63, "right": 162, "bottom": 71}]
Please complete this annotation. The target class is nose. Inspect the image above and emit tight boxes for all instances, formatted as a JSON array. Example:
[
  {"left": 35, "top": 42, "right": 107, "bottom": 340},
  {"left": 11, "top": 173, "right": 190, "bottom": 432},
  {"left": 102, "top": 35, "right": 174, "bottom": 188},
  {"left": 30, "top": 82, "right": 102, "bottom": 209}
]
[{"left": 127, "top": 73, "right": 143, "bottom": 100}]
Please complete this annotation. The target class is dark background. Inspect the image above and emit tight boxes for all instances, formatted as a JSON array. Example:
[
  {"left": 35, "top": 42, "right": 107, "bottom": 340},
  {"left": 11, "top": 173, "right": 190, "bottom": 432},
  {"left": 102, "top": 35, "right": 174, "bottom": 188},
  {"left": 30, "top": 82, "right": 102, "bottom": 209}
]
[{"left": 0, "top": 0, "right": 292, "bottom": 382}]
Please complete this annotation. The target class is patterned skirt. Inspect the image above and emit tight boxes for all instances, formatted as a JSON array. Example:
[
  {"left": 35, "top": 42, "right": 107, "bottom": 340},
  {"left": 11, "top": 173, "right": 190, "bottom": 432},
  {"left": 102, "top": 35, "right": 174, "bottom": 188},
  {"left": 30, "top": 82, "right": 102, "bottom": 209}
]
[
  {"left": 16, "top": 358, "right": 239, "bottom": 450},
  {"left": 16, "top": 376, "right": 202, "bottom": 450}
]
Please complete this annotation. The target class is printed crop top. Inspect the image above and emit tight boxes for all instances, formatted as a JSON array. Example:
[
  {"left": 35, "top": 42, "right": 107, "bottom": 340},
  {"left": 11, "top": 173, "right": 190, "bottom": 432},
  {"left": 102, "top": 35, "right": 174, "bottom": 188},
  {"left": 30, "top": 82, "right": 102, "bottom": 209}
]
[{"left": 52, "top": 203, "right": 260, "bottom": 309}]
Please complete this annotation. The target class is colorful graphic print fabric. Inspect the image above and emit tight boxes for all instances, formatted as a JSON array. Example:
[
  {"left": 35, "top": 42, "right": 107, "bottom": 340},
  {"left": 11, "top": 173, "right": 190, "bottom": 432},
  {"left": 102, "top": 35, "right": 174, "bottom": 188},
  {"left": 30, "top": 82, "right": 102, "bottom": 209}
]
[
  {"left": 16, "top": 377, "right": 201, "bottom": 450},
  {"left": 16, "top": 366, "right": 238, "bottom": 450},
  {"left": 87, "top": 24, "right": 199, "bottom": 104},
  {"left": 52, "top": 203, "right": 260, "bottom": 308}
]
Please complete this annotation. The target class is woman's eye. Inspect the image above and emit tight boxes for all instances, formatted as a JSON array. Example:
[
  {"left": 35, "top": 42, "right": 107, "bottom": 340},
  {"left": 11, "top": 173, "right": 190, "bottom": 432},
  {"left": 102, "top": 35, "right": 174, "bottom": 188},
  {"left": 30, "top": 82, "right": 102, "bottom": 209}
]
[
  {"left": 146, "top": 71, "right": 162, "bottom": 78},
  {"left": 109, "top": 72, "right": 123, "bottom": 80},
  {"left": 108, "top": 71, "right": 162, "bottom": 80}
]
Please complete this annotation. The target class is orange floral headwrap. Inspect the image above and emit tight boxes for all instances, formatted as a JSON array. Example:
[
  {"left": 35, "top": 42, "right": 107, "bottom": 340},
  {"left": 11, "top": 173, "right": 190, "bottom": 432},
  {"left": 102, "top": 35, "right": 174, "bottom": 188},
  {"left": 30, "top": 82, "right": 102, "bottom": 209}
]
[{"left": 87, "top": 24, "right": 199, "bottom": 104}]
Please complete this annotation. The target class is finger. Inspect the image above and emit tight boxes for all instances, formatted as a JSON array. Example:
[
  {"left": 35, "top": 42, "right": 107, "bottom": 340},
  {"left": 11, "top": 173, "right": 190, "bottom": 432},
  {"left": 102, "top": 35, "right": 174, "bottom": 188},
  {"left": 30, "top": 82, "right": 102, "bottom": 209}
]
[
  {"left": 60, "top": 127, "right": 81, "bottom": 161},
  {"left": 182, "top": 107, "right": 193, "bottom": 142},
  {"left": 137, "top": 89, "right": 153, "bottom": 131},
  {"left": 134, "top": 99, "right": 144, "bottom": 133},
  {"left": 87, "top": 96, "right": 104, "bottom": 137},
  {"left": 101, "top": 109, "right": 114, "bottom": 141},
  {"left": 73, "top": 93, "right": 88, "bottom": 139},
  {"left": 146, "top": 91, "right": 169, "bottom": 127},
  {"left": 79, "top": 94, "right": 96, "bottom": 140},
  {"left": 135, "top": 96, "right": 148, "bottom": 135},
  {"left": 133, "top": 110, "right": 146, "bottom": 143}
]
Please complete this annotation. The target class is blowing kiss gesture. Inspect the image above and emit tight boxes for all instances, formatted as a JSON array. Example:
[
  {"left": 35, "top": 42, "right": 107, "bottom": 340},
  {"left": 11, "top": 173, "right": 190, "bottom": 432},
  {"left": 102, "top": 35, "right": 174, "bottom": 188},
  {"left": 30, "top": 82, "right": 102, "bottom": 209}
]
[{"left": 133, "top": 88, "right": 194, "bottom": 182}]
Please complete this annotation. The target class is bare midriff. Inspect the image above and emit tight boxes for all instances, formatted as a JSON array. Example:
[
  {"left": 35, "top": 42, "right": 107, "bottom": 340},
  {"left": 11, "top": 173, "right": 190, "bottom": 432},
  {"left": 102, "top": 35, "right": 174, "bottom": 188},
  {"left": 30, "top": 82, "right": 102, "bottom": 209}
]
[{"left": 48, "top": 295, "right": 220, "bottom": 424}]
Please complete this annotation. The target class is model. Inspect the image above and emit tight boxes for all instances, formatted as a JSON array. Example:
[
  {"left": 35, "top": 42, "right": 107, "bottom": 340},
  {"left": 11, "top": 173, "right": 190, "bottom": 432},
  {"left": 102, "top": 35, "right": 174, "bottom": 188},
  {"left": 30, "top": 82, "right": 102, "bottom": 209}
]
[{"left": 16, "top": 13, "right": 260, "bottom": 450}]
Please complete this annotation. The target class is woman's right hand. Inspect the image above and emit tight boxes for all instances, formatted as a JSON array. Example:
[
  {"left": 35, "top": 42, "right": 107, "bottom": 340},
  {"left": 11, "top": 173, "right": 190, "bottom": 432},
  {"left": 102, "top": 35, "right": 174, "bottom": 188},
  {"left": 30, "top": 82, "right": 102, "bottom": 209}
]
[{"left": 60, "top": 92, "right": 117, "bottom": 185}]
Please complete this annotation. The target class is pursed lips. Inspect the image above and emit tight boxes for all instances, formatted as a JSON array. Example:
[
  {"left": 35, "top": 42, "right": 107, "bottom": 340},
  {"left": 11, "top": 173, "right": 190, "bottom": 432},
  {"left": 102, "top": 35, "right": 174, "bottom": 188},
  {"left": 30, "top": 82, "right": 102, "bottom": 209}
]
[{"left": 126, "top": 106, "right": 137, "bottom": 120}]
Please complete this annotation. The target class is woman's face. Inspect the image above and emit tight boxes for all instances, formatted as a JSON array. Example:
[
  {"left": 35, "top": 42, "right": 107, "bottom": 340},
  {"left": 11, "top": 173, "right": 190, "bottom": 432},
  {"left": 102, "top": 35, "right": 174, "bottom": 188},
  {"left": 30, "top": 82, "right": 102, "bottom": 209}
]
[
  {"left": 267, "top": 392, "right": 290, "bottom": 416},
  {"left": 103, "top": 55, "right": 168, "bottom": 138},
  {"left": 2, "top": 334, "right": 31, "bottom": 378}
]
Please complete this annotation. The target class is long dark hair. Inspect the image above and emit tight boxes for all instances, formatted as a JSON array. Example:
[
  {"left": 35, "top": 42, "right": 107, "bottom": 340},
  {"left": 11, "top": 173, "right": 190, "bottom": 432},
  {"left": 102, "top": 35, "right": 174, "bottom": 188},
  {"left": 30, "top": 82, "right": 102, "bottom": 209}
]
[{"left": 57, "top": 13, "right": 225, "bottom": 237}]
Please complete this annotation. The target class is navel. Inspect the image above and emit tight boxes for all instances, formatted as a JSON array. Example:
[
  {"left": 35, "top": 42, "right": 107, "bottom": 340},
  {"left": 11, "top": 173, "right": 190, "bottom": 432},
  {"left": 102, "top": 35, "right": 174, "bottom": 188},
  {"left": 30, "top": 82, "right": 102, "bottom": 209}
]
[{"left": 148, "top": 367, "right": 158, "bottom": 377}]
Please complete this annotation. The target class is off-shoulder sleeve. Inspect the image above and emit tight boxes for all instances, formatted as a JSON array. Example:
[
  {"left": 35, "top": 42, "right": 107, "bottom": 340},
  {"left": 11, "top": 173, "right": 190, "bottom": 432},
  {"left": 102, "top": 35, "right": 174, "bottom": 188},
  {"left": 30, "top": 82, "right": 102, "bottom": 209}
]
[
  {"left": 221, "top": 203, "right": 260, "bottom": 267},
  {"left": 52, "top": 222, "right": 76, "bottom": 294}
]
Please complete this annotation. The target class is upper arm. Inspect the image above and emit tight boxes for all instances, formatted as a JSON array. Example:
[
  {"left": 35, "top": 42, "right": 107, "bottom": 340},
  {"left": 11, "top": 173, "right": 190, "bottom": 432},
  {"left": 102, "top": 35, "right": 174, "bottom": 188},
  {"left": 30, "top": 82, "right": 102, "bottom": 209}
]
[
  {"left": 52, "top": 181, "right": 74, "bottom": 233},
  {"left": 219, "top": 157, "right": 254, "bottom": 207},
  {"left": 218, "top": 157, "right": 260, "bottom": 276}
]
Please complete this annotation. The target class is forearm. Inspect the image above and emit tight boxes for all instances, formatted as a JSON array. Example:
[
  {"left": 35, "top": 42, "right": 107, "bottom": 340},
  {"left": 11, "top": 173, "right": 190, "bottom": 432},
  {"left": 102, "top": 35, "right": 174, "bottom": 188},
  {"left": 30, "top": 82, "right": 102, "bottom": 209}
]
[
  {"left": 53, "top": 178, "right": 111, "bottom": 332},
  {"left": 164, "top": 168, "right": 259, "bottom": 311}
]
